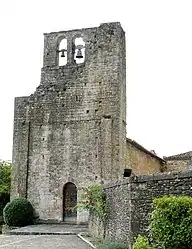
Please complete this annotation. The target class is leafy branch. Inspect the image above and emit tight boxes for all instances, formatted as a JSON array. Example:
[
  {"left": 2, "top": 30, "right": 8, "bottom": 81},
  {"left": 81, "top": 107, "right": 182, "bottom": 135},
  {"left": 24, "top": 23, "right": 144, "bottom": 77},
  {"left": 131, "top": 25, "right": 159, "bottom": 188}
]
[{"left": 76, "top": 184, "right": 107, "bottom": 221}]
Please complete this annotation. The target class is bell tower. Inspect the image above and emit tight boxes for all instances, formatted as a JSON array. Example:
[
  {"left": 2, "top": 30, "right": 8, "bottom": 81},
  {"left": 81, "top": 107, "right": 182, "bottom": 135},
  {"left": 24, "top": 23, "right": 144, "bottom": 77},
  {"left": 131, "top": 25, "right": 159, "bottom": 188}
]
[{"left": 11, "top": 22, "right": 126, "bottom": 223}]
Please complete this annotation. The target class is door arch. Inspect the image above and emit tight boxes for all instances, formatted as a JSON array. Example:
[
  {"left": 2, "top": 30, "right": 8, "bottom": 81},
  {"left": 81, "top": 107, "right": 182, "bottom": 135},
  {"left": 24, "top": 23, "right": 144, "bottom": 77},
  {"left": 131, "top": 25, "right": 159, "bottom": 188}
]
[{"left": 63, "top": 182, "right": 77, "bottom": 222}]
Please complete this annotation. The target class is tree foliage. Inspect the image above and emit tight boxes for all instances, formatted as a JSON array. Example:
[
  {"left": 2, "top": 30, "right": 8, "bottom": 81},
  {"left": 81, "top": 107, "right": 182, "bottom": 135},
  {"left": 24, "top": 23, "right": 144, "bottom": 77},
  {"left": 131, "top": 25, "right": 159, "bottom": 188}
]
[
  {"left": 0, "top": 160, "right": 11, "bottom": 223},
  {"left": 149, "top": 196, "right": 192, "bottom": 249},
  {"left": 0, "top": 160, "right": 11, "bottom": 194},
  {"left": 132, "top": 235, "right": 153, "bottom": 249},
  {"left": 76, "top": 184, "right": 106, "bottom": 220}
]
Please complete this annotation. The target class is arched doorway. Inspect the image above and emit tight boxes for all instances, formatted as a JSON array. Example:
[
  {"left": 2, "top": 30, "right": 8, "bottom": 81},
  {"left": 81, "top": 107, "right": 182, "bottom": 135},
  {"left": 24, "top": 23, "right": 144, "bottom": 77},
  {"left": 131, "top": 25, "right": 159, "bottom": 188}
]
[{"left": 63, "top": 182, "right": 77, "bottom": 223}]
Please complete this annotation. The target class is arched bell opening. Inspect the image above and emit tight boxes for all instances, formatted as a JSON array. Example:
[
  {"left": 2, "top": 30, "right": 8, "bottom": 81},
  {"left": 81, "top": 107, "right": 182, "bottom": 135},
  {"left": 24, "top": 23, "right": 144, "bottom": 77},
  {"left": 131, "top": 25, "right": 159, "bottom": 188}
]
[
  {"left": 63, "top": 182, "right": 77, "bottom": 223},
  {"left": 74, "top": 37, "right": 85, "bottom": 64},
  {"left": 58, "top": 38, "right": 67, "bottom": 66}
]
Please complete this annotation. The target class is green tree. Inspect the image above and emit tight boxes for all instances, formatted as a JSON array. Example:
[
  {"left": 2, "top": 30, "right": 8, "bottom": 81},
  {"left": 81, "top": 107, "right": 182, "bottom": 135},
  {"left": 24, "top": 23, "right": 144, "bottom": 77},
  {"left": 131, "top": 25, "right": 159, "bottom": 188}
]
[
  {"left": 0, "top": 160, "right": 11, "bottom": 224},
  {"left": 0, "top": 160, "right": 11, "bottom": 194}
]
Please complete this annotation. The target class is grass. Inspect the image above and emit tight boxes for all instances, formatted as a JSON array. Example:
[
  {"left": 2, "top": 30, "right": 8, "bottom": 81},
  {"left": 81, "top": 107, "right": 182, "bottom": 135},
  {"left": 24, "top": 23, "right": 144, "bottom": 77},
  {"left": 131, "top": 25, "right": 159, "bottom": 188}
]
[
  {"left": 80, "top": 232, "right": 128, "bottom": 249},
  {"left": 97, "top": 241, "right": 128, "bottom": 249}
]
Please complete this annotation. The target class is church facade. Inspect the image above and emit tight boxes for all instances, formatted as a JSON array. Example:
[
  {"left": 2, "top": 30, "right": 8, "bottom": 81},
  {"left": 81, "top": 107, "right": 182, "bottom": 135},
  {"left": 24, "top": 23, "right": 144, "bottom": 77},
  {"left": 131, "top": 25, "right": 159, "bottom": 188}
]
[{"left": 11, "top": 22, "right": 127, "bottom": 223}]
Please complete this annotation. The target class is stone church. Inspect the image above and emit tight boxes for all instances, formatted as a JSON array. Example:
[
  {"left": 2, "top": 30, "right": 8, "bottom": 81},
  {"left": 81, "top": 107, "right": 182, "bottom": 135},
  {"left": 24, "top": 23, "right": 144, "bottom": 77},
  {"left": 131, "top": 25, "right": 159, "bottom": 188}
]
[{"left": 11, "top": 22, "right": 165, "bottom": 224}]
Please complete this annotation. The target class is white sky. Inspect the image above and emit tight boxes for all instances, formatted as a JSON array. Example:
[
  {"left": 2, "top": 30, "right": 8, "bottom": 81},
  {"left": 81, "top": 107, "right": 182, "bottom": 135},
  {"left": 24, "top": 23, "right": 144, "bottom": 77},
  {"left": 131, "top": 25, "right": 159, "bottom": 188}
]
[{"left": 0, "top": 0, "right": 192, "bottom": 161}]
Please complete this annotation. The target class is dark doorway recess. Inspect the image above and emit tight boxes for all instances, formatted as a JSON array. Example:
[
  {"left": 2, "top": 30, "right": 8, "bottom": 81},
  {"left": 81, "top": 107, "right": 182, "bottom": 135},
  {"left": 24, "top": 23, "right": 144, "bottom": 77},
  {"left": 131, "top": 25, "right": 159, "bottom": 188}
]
[{"left": 63, "top": 182, "right": 77, "bottom": 223}]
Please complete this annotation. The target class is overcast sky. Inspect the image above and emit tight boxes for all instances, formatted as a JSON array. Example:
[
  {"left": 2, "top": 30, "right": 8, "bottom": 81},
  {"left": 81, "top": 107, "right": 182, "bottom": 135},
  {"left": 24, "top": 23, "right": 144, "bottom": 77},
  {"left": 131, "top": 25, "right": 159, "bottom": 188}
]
[{"left": 0, "top": 0, "right": 192, "bottom": 160}]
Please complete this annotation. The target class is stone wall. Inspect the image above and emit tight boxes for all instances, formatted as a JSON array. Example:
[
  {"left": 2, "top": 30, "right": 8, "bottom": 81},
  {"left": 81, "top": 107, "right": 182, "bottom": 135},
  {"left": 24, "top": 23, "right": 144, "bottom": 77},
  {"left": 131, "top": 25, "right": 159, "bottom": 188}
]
[
  {"left": 126, "top": 139, "right": 165, "bottom": 175},
  {"left": 164, "top": 151, "right": 192, "bottom": 172},
  {"left": 90, "top": 170, "right": 192, "bottom": 247},
  {"left": 11, "top": 22, "right": 127, "bottom": 223},
  {"left": 165, "top": 159, "right": 188, "bottom": 172}
]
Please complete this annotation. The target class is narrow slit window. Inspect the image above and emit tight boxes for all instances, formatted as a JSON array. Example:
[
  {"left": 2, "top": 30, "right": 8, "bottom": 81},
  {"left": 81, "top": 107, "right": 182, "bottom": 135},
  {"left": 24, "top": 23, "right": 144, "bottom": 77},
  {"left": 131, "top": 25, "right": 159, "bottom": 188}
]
[
  {"left": 74, "top": 37, "right": 85, "bottom": 64},
  {"left": 59, "top": 39, "right": 67, "bottom": 66}
]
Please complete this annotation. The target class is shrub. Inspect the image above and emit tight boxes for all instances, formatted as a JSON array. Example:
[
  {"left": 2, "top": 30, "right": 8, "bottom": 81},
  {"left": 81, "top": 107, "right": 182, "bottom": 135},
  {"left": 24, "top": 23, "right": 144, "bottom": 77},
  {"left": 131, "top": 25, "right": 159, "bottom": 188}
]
[
  {"left": 132, "top": 235, "right": 153, "bottom": 249},
  {"left": 98, "top": 241, "right": 128, "bottom": 249},
  {"left": 149, "top": 196, "right": 192, "bottom": 249},
  {"left": 3, "top": 197, "right": 34, "bottom": 227},
  {"left": 76, "top": 184, "right": 106, "bottom": 220}
]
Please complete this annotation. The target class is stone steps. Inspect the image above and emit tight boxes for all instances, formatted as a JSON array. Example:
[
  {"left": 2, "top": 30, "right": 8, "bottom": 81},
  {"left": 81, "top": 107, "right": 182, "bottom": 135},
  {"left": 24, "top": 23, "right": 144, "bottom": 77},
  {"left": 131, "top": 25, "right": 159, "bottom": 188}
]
[{"left": 3, "top": 224, "right": 88, "bottom": 236}]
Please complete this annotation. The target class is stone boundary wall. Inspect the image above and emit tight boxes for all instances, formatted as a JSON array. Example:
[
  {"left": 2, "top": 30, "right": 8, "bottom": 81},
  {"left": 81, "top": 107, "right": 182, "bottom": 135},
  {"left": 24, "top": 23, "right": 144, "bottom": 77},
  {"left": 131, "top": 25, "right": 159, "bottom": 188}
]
[{"left": 89, "top": 170, "right": 192, "bottom": 246}]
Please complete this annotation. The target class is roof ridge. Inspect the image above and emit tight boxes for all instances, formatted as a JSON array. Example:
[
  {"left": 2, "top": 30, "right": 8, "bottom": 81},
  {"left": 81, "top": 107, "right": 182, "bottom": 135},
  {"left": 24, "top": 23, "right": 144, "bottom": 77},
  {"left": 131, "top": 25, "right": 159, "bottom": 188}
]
[
  {"left": 164, "top": 151, "right": 192, "bottom": 160},
  {"left": 126, "top": 137, "right": 165, "bottom": 163}
]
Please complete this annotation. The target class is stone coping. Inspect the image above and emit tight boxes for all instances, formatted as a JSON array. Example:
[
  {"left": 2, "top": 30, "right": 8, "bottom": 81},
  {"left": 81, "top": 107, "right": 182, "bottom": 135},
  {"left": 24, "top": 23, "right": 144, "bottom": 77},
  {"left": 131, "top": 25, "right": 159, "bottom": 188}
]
[{"left": 104, "top": 170, "right": 192, "bottom": 189}]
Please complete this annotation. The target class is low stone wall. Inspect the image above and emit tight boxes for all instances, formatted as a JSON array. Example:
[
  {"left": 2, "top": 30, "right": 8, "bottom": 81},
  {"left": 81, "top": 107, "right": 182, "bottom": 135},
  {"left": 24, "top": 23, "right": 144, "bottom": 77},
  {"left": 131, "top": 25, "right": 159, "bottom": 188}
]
[
  {"left": 88, "top": 215, "right": 105, "bottom": 238},
  {"left": 104, "top": 180, "right": 131, "bottom": 243},
  {"left": 89, "top": 170, "right": 192, "bottom": 247}
]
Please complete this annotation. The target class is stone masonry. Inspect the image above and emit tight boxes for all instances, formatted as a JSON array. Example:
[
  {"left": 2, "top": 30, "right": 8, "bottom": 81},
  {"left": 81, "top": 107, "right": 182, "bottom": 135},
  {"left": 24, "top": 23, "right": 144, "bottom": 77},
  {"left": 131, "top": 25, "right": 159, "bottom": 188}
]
[
  {"left": 92, "top": 170, "right": 192, "bottom": 247},
  {"left": 11, "top": 22, "right": 127, "bottom": 223},
  {"left": 164, "top": 151, "right": 192, "bottom": 172},
  {"left": 126, "top": 138, "right": 166, "bottom": 175}
]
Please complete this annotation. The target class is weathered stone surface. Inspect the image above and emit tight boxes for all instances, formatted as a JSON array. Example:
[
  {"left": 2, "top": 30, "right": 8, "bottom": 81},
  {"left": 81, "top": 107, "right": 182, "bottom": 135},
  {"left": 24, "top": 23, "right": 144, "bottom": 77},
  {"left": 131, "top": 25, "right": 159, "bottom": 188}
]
[
  {"left": 11, "top": 22, "right": 127, "bottom": 224},
  {"left": 126, "top": 138, "right": 165, "bottom": 175},
  {"left": 164, "top": 151, "right": 192, "bottom": 172},
  {"left": 90, "top": 170, "right": 192, "bottom": 246},
  {"left": 166, "top": 159, "right": 189, "bottom": 172}
]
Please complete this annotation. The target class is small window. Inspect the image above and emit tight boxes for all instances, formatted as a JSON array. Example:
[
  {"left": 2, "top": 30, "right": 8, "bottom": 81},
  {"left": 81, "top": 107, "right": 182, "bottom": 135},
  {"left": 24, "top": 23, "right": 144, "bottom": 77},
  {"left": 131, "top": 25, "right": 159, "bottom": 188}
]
[{"left": 59, "top": 39, "right": 67, "bottom": 66}]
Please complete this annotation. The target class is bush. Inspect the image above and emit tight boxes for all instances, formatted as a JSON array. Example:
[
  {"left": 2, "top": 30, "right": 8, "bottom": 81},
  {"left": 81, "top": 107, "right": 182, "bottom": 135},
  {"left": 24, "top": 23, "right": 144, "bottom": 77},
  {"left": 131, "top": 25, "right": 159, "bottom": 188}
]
[
  {"left": 77, "top": 184, "right": 106, "bottom": 220},
  {"left": 132, "top": 235, "right": 153, "bottom": 249},
  {"left": 98, "top": 241, "right": 128, "bottom": 249},
  {"left": 3, "top": 197, "right": 34, "bottom": 227},
  {"left": 149, "top": 196, "right": 192, "bottom": 249}
]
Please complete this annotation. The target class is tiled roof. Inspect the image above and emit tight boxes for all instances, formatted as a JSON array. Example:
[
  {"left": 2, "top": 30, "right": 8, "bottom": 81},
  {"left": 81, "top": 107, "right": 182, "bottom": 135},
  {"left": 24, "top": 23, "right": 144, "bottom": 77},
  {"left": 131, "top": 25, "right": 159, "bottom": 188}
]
[
  {"left": 164, "top": 151, "right": 192, "bottom": 161},
  {"left": 126, "top": 138, "right": 165, "bottom": 163}
]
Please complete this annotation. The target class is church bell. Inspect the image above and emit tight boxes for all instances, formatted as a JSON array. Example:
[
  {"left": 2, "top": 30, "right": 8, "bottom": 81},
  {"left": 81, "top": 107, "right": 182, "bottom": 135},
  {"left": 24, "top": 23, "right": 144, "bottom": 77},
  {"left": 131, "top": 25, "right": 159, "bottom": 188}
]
[
  {"left": 76, "top": 48, "right": 83, "bottom": 59},
  {"left": 60, "top": 49, "right": 65, "bottom": 58}
]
